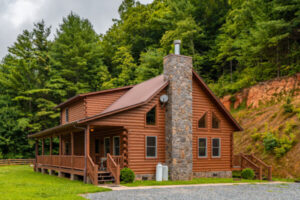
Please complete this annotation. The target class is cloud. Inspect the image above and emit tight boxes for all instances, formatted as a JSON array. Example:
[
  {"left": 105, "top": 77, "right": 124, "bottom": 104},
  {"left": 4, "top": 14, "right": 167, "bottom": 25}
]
[{"left": 0, "top": 0, "right": 153, "bottom": 60}]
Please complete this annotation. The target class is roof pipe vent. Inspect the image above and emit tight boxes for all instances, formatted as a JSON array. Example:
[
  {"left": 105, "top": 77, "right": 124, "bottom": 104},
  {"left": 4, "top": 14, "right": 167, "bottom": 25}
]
[{"left": 174, "top": 40, "right": 181, "bottom": 55}]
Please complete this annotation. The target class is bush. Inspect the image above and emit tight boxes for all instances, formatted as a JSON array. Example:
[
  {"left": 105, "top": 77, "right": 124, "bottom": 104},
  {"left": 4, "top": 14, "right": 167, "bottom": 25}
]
[
  {"left": 283, "top": 96, "right": 293, "bottom": 113},
  {"left": 120, "top": 168, "right": 135, "bottom": 183},
  {"left": 241, "top": 168, "right": 255, "bottom": 180}
]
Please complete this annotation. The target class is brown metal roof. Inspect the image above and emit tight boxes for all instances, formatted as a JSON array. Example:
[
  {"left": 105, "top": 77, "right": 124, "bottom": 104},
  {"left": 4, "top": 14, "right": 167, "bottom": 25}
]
[
  {"left": 78, "top": 75, "right": 169, "bottom": 123},
  {"left": 54, "top": 85, "right": 133, "bottom": 109},
  {"left": 29, "top": 70, "right": 242, "bottom": 138}
]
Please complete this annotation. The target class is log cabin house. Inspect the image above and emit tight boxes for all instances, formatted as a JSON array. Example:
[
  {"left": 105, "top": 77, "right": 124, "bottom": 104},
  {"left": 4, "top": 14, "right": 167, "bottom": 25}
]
[{"left": 29, "top": 42, "right": 272, "bottom": 184}]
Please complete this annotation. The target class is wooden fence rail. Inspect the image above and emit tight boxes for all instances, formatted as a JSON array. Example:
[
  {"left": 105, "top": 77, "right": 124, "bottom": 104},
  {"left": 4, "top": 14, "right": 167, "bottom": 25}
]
[{"left": 0, "top": 159, "right": 35, "bottom": 166}]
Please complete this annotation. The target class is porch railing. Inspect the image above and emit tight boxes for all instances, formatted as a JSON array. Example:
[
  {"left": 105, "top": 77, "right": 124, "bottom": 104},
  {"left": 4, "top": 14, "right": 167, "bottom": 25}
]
[
  {"left": 87, "top": 155, "right": 99, "bottom": 185},
  {"left": 36, "top": 155, "right": 85, "bottom": 170},
  {"left": 107, "top": 153, "right": 120, "bottom": 185},
  {"left": 233, "top": 153, "right": 272, "bottom": 181}
]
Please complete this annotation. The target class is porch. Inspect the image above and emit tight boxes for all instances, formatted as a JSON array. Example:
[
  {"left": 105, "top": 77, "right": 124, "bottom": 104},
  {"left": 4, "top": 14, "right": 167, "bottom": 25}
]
[{"left": 34, "top": 125, "right": 128, "bottom": 185}]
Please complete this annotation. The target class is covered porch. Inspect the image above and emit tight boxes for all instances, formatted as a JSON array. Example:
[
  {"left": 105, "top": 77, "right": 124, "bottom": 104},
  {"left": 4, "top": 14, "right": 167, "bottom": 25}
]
[{"left": 32, "top": 124, "right": 129, "bottom": 185}]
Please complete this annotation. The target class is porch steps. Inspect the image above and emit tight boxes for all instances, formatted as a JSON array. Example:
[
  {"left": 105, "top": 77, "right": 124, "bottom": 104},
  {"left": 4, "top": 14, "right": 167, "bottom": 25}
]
[{"left": 98, "top": 171, "right": 115, "bottom": 184}]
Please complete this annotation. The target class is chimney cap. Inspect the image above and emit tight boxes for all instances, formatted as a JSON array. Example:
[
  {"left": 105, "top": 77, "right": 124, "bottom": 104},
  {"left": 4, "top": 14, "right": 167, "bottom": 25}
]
[{"left": 174, "top": 40, "right": 181, "bottom": 45}]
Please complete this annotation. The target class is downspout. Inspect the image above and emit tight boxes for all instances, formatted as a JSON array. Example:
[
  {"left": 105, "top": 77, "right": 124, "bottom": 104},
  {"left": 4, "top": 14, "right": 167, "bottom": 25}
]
[{"left": 73, "top": 125, "right": 88, "bottom": 183}]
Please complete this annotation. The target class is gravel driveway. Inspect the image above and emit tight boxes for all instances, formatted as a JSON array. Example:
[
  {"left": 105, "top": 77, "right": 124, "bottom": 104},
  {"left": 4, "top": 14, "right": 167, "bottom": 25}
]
[{"left": 85, "top": 183, "right": 300, "bottom": 200}]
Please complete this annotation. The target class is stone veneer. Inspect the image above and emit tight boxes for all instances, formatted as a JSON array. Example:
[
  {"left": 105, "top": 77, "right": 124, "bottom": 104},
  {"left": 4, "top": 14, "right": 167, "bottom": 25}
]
[
  {"left": 163, "top": 54, "right": 193, "bottom": 180},
  {"left": 193, "top": 171, "right": 232, "bottom": 178}
]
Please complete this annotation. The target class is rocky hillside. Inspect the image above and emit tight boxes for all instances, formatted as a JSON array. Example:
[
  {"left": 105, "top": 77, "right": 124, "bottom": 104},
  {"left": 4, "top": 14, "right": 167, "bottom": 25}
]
[{"left": 221, "top": 74, "right": 300, "bottom": 178}]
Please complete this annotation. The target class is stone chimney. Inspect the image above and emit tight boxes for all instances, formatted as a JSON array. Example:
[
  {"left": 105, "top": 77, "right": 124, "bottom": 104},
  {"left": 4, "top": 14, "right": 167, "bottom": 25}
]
[{"left": 163, "top": 40, "right": 193, "bottom": 180}]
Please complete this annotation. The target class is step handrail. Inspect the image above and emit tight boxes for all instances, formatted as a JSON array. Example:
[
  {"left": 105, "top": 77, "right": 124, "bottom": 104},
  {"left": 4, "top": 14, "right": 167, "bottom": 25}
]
[
  {"left": 87, "top": 155, "right": 99, "bottom": 185},
  {"left": 248, "top": 154, "right": 272, "bottom": 181},
  {"left": 107, "top": 153, "right": 120, "bottom": 185}
]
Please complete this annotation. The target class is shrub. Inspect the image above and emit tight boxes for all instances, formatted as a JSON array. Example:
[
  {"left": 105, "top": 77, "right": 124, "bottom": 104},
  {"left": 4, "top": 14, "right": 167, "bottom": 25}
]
[
  {"left": 283, "top": 96, "right": 293, "bottom": 113},
  {"left": 263, "top": 133, "right": 278, "bottom": 151},
  {"left": 241, "top": 168, "right": 255, "bottom": 180},
  {"left": 251, "top": 132, "right": 262, "bottom": 142},
  {"left": 120, "top": 168, "right": 135, "bottom": 183}
]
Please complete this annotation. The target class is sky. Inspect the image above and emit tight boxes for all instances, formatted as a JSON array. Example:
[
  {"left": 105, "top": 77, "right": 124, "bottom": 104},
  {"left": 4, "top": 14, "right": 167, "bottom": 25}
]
[{"left": 0, "top": 0, "right": 153, "bottom": 60}]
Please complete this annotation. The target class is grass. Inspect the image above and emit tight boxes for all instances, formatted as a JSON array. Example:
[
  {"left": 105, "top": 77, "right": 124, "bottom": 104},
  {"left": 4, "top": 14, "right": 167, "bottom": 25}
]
[
  {"left": 122, "top": 177, "right": 267, "bottom": 187},
  {"left": 0, "top": 165, "right": 110, "bottom": 200},
  {"left": 272, "top": 177, "right": 295, "bottom": 182}
]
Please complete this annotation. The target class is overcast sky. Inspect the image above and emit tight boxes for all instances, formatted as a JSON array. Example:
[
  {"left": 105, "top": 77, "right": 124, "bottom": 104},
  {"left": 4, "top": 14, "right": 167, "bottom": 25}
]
[{"left": 0, "top": 0, "right": 153, "bottom": 60}]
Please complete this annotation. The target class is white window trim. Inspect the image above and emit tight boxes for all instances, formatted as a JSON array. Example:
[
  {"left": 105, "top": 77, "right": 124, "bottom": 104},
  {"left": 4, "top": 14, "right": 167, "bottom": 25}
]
[
  {"left": 113, "top": 136, "right": 120, "bottom": 156},
  {"left": 211, "top": 138, "right": 221, "bottom": 158},
  {"left": 198, "top": 137, "right": 207, "bottom": 158},
  {"left": 104, "top": 137, "right": 110, "bottom": 156},
  {"left": 146, "top": 136, "right": 157, "bottom": 158}
]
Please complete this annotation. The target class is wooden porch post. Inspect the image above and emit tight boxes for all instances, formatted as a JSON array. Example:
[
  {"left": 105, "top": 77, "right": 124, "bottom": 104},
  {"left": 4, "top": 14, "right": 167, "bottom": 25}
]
[
  {"left": 71, "top": 132, "right": 74, "bottom": 155},
  {"left": 35, "top": 139, "right": 39, "bottom": 157},
  {"left": 42, "top": 139, "right": 45, "bottom": 155},
  {"left": 59, "top": 135, "right": 62, "bottom": 155},
  {"left": 49, "top": 137, "right": 53, "bottom": 155},
  {"left": 35, "top": 139, "right": 38, "bottom": 171},
  {"left": 71, "top": 132, "right": 74, "bottom": 169},
  {"left": 122, "top": 129, "right": 128, "bottom": 168},
  {"left": 84, "top": 125, "right": 90, "bottom": 183}
]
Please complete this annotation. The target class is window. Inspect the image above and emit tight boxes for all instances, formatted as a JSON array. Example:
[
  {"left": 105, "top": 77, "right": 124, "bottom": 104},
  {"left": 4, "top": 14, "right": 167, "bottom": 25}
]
[
  {"left": 95, "top": 139, "right": 100, "bottom": 154},
  {"left": 198, "top": 113, "right": 207, "bottom": 128},
  {"left": 65, "top": 108, "right": 69, "bottom": 122},
  {"left": 113, "top": 136, "right": 120, "bottom": 156},
  {"left": 212, "top": 138, "right": 221, "bottom": 157},
  {"left": 146, "top": 136, "right": 157, "bottom": 158},
  {"left": 198, "top": 138, "right": 207, "bottom": 157},
  {"left": 146, "top": 106, "right": 156, "bottom": 125},
  {"left": 212, "top": 113, "right": 220, "bottom": 129},
  {"left": 104, "top": 137, "right": 110, "bottom": 155}
]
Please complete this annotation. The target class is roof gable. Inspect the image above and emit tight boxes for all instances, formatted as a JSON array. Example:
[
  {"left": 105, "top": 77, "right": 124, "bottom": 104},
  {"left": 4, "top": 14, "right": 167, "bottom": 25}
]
[{"left": 192, "top": 69, "right": 242, "bottom": 131}]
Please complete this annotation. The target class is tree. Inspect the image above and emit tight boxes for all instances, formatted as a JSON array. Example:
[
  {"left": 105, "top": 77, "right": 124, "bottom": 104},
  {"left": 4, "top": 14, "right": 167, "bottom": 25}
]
[{"left": 50, "top": 12, "right": 110, "bottom": 97}]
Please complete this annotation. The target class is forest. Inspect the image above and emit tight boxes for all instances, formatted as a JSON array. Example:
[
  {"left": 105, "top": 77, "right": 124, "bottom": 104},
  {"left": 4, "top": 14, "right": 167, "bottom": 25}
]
[{"left": 0, "top": 0, "right": 299, "bottom": 158}]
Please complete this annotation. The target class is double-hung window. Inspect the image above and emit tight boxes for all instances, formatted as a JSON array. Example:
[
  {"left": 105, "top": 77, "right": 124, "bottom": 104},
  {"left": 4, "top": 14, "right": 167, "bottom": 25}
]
[
  {"left": 198, "top": 138, "right": 207, "bottom": 157},
  {"left": 146, "top": 136, "right": 157, "bottom": 158},
  {"left": 212, "top": 138, "right": 221, "bottom": 157}
]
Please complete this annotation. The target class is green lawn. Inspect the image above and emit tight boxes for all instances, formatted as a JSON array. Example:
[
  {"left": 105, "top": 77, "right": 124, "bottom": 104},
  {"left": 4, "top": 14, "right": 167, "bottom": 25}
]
[
  {"left": 122, "top": 178, "right": 267, "bottom": 187},
  {"left": 0, "top": 165, "right": 110, "bottom": 200}
]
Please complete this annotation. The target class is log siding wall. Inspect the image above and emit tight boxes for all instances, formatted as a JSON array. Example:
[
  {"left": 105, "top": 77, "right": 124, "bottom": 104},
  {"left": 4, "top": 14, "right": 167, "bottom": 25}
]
[
  {"left": 61, "top": 100, "right": 85, "bottom": 124},
  {"left": 192, "top": 79, "right": 234, "bottom": 172},
  {"left": 85, "top": 90, "right": 129, "bottom": 117},
  {"left": 89, "top": 90, "right": 167, "bottom": 175}
]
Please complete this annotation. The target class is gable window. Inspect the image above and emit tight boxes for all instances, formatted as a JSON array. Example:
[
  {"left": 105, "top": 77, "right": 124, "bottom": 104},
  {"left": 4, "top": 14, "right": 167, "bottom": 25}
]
[
  {"left": 146, "top": 106, "right": 156, "bottom": 125},
  {"left": 198, "top": 113, "right": 207, "bottom": 128},
  {"left": 146, "top": 136, "right": 157, "bottom": 158},
  {"left": 104, "top": 137, "right": 110, "bottom": 155},
  {"left": 95, "top": 139, "right": 100, "bottom": 154},
  {"left": 198, "top": 138, "right": 207, "bottom": 157},
  {"left": 212, "top": 113, "right": 220, "bottom": 129},
  {"left": 65, "top": 108, "right": 69, "bottom": 122},
  {"left": 113, "top": 136, "right": 120, "bottom": 156},
  {"left": 212, "top": 138, "right": 221, "bottom": 157}
]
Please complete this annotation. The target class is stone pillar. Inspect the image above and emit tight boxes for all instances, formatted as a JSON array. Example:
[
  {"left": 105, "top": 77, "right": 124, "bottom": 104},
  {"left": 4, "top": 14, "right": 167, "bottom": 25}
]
[{"left": 163, "top": 54, "right": 193, "bottom": 180}]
